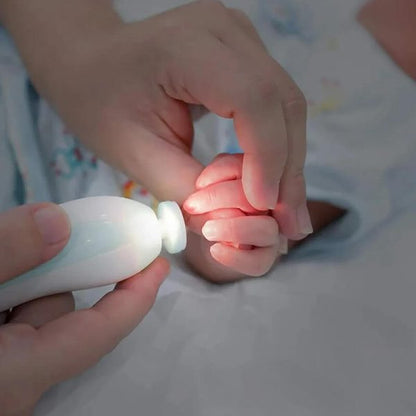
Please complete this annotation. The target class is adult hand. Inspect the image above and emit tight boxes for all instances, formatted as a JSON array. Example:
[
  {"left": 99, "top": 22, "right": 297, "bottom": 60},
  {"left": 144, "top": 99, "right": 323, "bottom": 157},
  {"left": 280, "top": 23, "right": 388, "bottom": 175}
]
[
  {"left": 0, "top": 0, "right": 310, "bottom": 239},
  {"left": 0, "top": 204, "right": 168, "bottom": 416}
]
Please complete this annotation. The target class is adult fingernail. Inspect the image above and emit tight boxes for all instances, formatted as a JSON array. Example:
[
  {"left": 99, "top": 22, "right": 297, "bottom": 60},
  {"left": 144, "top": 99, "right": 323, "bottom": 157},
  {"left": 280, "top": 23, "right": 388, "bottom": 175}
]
[
  {"left": 33, "top": 205, "right": 70, "bottom": 245},
  {"left": 264, "top": 181, "right": 279, "bottom": 210},
  {"left": 247, "top": 185, "right": 278, "bottom": 211},
  {"left": 278, "top": 235, "right": 288, "bottom": 255},
  {"left": 296, "top": 204, "right": 313, "bottom": 236},
  {"left": 202, "top": 221, "right": 218, "bottom": 241}
]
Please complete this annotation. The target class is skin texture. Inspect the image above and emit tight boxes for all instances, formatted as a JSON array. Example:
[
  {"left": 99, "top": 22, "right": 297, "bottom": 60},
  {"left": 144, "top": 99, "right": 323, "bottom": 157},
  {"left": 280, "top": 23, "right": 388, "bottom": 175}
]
[
  {"left": 184, "top": 154, "right": 345, "bottom": 282},
  {"left": 0, "top": 203, "right": 169, "bottom": 416}
]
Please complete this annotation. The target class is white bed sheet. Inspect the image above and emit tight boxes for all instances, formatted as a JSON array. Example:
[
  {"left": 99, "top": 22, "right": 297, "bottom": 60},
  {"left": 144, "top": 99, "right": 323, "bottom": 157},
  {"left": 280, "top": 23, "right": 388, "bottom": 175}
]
[
  {"left": 34, "top": 1, "right": 416, "bottom": 415},
  {"left": 35, "top": 209, "right": 416, "bottom": 416}
]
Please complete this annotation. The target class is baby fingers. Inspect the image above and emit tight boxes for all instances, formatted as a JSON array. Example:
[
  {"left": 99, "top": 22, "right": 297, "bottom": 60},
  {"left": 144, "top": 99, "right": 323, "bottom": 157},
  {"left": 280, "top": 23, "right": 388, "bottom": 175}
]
[
  {"left": 202, "top": 215, "right": 279, "bottom": 247},
  {"left": 196, "top": 153, "right": 243, "bottom": 189},
  {"left": 184, "top": 179, "right": 257, "bottom": 214},
  {"left": 210, "top": 243, "right": 279, "bottom": 277},
  {"left": 186, "top": 208, "right": 245, "bottom": 235}
]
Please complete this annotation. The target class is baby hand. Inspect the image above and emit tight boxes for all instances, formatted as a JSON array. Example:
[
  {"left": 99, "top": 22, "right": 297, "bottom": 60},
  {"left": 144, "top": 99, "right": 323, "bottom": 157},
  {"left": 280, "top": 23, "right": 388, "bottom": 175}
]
[{"left": 184, "top": 154, "right": 287, "bottom": 277}]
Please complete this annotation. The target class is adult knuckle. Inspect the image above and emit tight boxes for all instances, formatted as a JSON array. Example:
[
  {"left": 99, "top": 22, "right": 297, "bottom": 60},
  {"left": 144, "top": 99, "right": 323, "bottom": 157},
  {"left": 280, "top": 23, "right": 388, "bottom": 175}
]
[
  {"left": 240, "top": 77, "right": 279, "bottom": 112},
  {"left": 287, "top": 167, "right": 306, "bottom": 182},
  {"left": 283, "top": 87, "right": 307, "bottom": 121},
  {"left": 255, "top": 78, "right": 280, "bottom": 106}
]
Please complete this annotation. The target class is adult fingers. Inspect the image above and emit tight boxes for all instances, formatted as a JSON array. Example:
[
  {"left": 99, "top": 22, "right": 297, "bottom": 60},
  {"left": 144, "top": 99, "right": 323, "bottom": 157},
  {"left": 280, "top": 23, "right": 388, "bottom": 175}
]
[
  {"left": 184, "top": 179, "right": 257, "bottom": 214},
  {"left": 273, "top": 90, "right": 311, "bottom": 239},
  {"left": 7, "top": 293, "right": 75, "bottom": 328},
  {"left": 187, "top": 2, "right": 268, "bottom": 58},
  {"left": 186, "top": 3, "right": 290, "bottom": 211},
  {"left": 209, "top": 3, "right": 311, "bottom": 235},
  {"left": 108, "top": 121, "right": 204, "bottom": 205},
  {"left": 228, "top": 7, "right": 311, "bottom": 237},
  {"left": 0, "top": 203, "right": 70, "bottom": 284},
  {"left": 185, "top": 208, "right": 245, "bottom": 235},
  {"left": 210, "top": 243, "right": 279, "bottom": 277},
  {"left": 161, "top": 30, "right": 286, "bottom": 210},
  {"left": 36, "top": 257, "right": 169, "bottom": 386},
  {"left": 195, "top": 153, "right": 243, "bottom": 189},
  {"left": 162, "top": 2, "right": 309, "bottom": 223}
]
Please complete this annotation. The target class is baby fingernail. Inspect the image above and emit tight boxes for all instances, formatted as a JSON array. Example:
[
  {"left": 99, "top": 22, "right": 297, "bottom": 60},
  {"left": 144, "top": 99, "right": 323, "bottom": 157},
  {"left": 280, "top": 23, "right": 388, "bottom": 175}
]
[
  {"left": 210, "top": 243, "right": 221, "bottom": 258},
  {"left": 34, "top": 205, "right": 70, "bottom": 245},
  {"left": 296, "top": 204, "right": 313, "bottom": 236},
  {"left": 202, "top": 221, "right": 217, "bottom": 240},
  {"left": 183, "top": 197, "right": 197, "bottom": 213},
  {"left": 278, "top": 235, "right": 288, "bottom": 255},
  {"left": 196, "top": 178, "right": 208, "bottom": 189}
]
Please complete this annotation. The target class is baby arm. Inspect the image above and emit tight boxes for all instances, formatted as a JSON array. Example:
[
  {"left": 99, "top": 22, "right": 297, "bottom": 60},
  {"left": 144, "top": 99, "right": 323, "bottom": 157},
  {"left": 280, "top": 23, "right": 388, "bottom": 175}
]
[{"left": 184, "top": 154, "right": 345, "bottom": 283}]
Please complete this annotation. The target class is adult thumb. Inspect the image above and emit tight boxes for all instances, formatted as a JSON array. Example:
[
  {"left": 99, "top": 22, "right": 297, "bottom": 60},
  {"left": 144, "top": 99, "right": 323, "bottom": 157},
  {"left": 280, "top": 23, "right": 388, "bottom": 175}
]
[{"left": 0, "top": 203, "right": 70, "bottom": 283}]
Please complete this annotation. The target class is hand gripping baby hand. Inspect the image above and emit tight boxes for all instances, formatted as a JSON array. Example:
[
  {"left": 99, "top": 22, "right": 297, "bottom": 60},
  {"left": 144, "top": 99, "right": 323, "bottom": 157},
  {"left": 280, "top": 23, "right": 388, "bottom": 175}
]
[
  {"left": 184, "top": 154, "right": 287, "bottom": 277},
  {"left": 0, "top": 0, "right": 311, "bottom": 223}
]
